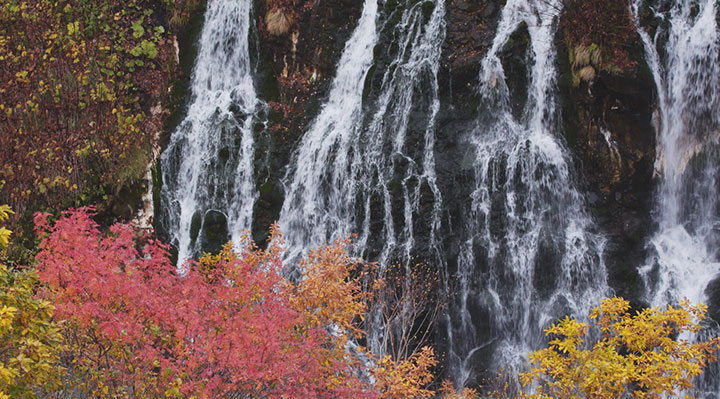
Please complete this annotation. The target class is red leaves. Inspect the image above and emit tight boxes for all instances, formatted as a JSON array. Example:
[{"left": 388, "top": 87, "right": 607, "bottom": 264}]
[{"left": 35, "top": 209, "right": 375, "bottom": 398}]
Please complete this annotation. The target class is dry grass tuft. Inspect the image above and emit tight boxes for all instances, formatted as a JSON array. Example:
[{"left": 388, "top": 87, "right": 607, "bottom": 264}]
[
  {"left": 590, "top": 47, "right": 602, "bottom": 66},
  {"left": 573, "top": 44, "right": 591, "bottom": 68},
  {"left": 266, "top": 8, "right": 294, "bottom": 36},
  {"left": 578, "top": 65, "right": 597, "bottom": 82}
]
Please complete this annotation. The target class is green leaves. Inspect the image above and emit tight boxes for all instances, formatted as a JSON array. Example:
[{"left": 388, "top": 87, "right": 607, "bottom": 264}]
[
  {"left": 129, "top": 39, "right": 157, "bottom": 59},
  {"left": 66, "top": 21, "right": 79, "bottom": 35},
  {"left": 131, "top": 17, "right": 145, "bottom": 38}
]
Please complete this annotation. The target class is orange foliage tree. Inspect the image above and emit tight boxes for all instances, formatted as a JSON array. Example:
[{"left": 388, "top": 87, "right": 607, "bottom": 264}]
[{"left": 34, "top": 209, "right": 375, "bottom": 398}]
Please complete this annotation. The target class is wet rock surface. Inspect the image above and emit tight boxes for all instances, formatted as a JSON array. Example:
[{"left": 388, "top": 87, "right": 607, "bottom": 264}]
[
  {"left": 556, "top": 28, "right": 657, "bottom": 304},
  {"left": 251, "top": 0, "right": 363, "bottom": 245},
  {"left": 440, "top": 0, "right": 502, "bottom": 116}
]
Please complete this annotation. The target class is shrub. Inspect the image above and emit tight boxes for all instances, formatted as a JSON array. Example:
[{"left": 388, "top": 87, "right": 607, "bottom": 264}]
[
  {"left": 34, "top": 208, "right": 457, "bottom": 398},
  {"left": 0, "top": 206, "right": 63, "bottom": 399},
  {"left": 520, "top": 296, "right": 720, "bottom": 399},
  {"left": 34, "top": 209, "right": 376, "bottom": 398}
]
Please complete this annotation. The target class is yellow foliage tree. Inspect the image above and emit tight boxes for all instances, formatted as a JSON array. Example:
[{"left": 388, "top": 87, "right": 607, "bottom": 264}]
[
  {"left": 520, "top": 296, "right": 720, "bottom": 399},
  {"left": 371, "top": 346, "right": 437, "bottom": 399},
  {"left": 0, "top": 206, "right": 63, "bottom": 399}
]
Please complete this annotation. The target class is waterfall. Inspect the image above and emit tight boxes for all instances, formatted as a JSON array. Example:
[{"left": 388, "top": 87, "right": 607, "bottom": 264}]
[
  {"left": 445, "top": 0, "right": 609, "bottom": 387},
  {"left": 633, "top": 0, "right": 720, "bottom": 395},
  {"left": 278, "top": 0, "right": 445, "bottom": 271},
  {"left": 159, "top": 0, "right": 263, "bottom": 264},
  {"left": 633, "top": 0, "right": 720, "bottom": 307}
]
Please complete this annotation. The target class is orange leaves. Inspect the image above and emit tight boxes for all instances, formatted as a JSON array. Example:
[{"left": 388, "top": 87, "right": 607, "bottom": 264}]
[
  {"left": 32, "top": 211, "right": 462, "bottom": 398},
  {"left": 521, "top": 296, "right": 720, "bottom": 399},
  {"left": 372, "top": 346, "right": 437, "bottom": 399},
  {"left": 287, "top": 237, "right": 366, "bottom": 340}
]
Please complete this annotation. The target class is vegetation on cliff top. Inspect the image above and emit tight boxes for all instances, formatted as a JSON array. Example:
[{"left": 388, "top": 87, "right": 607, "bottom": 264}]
[
  {"left": 0, "top": 0, "right": 202, "bottom": 245},
  {"left": 559, "top": 0, "right": 639, "bottom": 81}
]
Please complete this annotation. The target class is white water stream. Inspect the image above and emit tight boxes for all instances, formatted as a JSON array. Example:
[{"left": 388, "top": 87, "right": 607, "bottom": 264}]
[
  {"left": 278, "top": 0, "right": 445, "bottom": 272},
  {"left": 446, "top": 0, "right": 609, "bottom": 387},
  {"left": 633, "top": 0, "right": 720, "bottom": 307},
  {"left": 160, "top": 0, "right": 263, "bottom": 264},
  {"left": 633, "top": 0, "right": 720, "bottom": 395}
]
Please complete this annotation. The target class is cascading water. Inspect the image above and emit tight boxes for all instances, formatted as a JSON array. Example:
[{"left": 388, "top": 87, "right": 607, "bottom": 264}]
[
  {"left": 634, "top": 0, "right": 720, "bottom": 307},
  {"left": 277, "top": 0, "right": 445, "bottom": 360},
  {"left": 633, "top": 0, "right": 720, "bottom": 395},
  {"left": 278, "top": 0, "right": 445, "bottom": 272},
  {"left": 277, "top": 0, "right": 378, "bottom": 265},
  {"left": 445, "top": 0, "right": 609, "bottom": 387},
  {"left": 160, "top": 0, "right": 263, "bottom": 264}
]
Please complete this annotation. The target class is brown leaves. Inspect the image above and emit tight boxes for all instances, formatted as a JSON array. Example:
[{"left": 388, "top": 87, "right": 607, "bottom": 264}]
[{"left": 560, "top": 0, "right": 639, "bottom": 72}]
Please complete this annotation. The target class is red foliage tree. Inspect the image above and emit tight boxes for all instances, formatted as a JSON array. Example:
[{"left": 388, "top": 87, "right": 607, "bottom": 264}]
[{"left": 34, "top": 208, "right": 374, "bottom": 398}]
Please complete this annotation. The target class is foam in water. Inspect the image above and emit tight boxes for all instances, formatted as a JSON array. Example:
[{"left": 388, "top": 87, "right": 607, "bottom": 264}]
[
  {"left": 160, "top": 0, "right": 263, "bottom": 264},
  {"left": 445, "top": 0, "right": 609, "bottom": 388},
  {"left": 633, "top": 0, "right": 720, "bottom": 395}
]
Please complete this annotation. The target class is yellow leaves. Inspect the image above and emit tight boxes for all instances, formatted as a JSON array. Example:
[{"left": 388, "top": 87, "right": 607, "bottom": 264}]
[
  {"left": 372, "top": 346, "right": 437, "bottom": 399},
  {"left": 0, "top": 305, "right": 17, "bottom": 332},
  {"left": 14, "top": 70, "right": 29, "bottom": 83},
  {"left": 287, "top": 237, "right": 366, "bottom": 342},
  {"left": 0, "top": 205, "right": 12, "bottom": 222},
  {"left": 0, "top": 260, "right": 63, "bottom": 397},
  {"left": 0, "top": 205, "right": 12, "bottom": 251},
  {"left": 522, "top": 296, "right": 720, "bottom": 399},
  {"left": 66, "top": 21, "right": 79, "bottom": 35}
]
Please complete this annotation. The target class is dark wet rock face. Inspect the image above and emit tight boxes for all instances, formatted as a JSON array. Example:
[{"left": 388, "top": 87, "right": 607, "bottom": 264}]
[
  {"left": 706, "top": 277, "right": 720, "bottom": 323},
  {"left": 441, "top": 0, "right": 501, "bottom": 114},
  {"left": 556, "top": 15, "right": 657, "bottom": 304},
  {"left": 162, "top": 1, "right": 661, "bottom": 308},
  {"left": 200, "top": 210, "right": 230, "bottom": 255},
  {"left": 499, "top": 22, "right": 529, "bottom": 120},
  {"left": 435, "top": 2, "right": 504, "bottom": 265},
  {"left": 254, "top": 0, "right": 363, "bottom": 138},
  {"left": 250, "top": 0, "right": 363, "bottom": 246}
]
